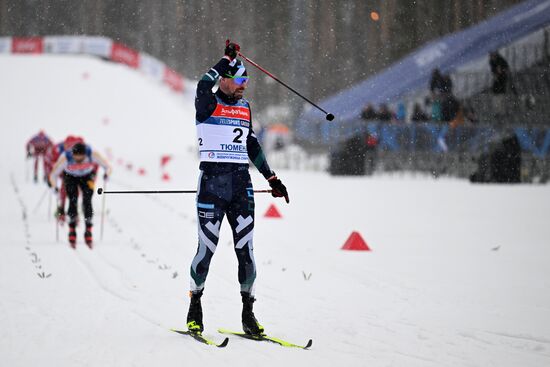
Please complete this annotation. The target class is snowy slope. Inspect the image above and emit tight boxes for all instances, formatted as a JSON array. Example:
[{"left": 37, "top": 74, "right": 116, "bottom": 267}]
[{"left": 1, "top": 54, "right": 550, "bottom": 367}]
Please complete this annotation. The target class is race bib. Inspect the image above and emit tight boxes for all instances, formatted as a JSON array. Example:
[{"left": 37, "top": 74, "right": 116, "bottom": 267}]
[{"left": 197, "top": 101, "right": 251, "bottom": 163}]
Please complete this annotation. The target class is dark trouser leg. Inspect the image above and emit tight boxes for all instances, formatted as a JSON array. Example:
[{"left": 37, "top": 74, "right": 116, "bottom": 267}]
[
  {"left": 78, "top": 175, "right": 94, "bottom": 225},
  {"left": 64, "top": 174, "right": 79, "bottom": 224},
  {"left": 189, "top": 171, "right": 229, "bottom": 293},
  {"left": 227, "top": 175, "right": 256, "bottom": 296},
  {"left": 76, "top": 175, "right": 95, "bottom": 246}
]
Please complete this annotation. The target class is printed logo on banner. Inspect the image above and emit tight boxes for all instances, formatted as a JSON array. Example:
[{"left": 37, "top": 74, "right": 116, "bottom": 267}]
[
  {"left": 111, "top": 43, "right": 140, "bottom": 69},
  {"left": 12, "top": 37, "right": 44, "bottom": 54},
  {"left": 82, "top": 37, "right": 112, "bottom": 58},
  {"left": 140, "top": 54, "right": 163, "bottom": 81},
  {"left": 0, "top": 37, "right": 11, "bottom": 53},
  {"left": 163, "top": 67, "right": 184, "bottom": 92},
  {"left": 44, "top": 36, "right": 83, "bottom": 54}
]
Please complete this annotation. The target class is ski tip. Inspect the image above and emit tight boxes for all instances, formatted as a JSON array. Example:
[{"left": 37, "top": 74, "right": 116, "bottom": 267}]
[
  {"left": 218, "top": 337, "right": 229, "bottom": 348},
  {"left": 304, "top": 339, "right": 313, "bottom": 349}
]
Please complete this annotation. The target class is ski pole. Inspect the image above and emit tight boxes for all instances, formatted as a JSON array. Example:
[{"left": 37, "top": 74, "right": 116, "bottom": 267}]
[
  {"left": 55, "top": 215, "right": 59, "bottom": 243},
  {"left": 97, "top": 188, "right": 272, "bottom": 195},
  {"left": 32, "top": 187, "right": 49, "bottom": 214},
  {"left": 238, "top": 51, "right": 334, "bottom": 121},
  {"left": 25, "top": 156, "right": 30, "bottom": 183},
  {"left": 100, "top": 178, "right": 107, "bottom": 241},
  {"left": 47, "top": 189, "right": 52, "bottom": 222}
]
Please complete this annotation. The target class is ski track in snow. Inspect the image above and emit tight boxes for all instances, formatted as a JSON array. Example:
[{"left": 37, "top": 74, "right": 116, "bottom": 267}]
[{"left": 2, "top": 54, "right": 550, "bottom": 367}]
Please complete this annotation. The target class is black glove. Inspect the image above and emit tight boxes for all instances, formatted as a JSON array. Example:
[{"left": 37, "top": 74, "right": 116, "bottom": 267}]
[
  {"left": 103, "top": 173, "right": 109, "bottom": 181},
  {"left": 26, "top": 151, "right": 32, "bottom": 158},
  {"left": 225, "top": 39, "right": 240, "bottom": 60},
  {"left": 268, "top": 176, "right": 289, "bottom": 204}
]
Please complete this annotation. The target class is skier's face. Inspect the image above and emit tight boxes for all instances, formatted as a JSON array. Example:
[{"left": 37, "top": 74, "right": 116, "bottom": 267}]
[
  {"left": 73, "top": 153, "right": 86, "bottom": 163},
  {"left": 220, "top": 77, "right": 248, "bottom": 99}
]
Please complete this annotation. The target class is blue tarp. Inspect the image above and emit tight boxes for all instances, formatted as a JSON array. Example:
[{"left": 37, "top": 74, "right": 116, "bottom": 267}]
[{"left": 298, "top": 0, "right": 550, "bottom": 141}]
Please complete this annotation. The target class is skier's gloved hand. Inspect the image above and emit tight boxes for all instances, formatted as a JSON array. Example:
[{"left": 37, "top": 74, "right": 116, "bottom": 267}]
[
  {"left": 103, "top": 173, "right": 109, "bottom": 181},
  {"left": 225, "top": 40, "right": 240, "bottom": 60},
  {"left": 268, "top": 175, "right": 289, "bottom": 204}
]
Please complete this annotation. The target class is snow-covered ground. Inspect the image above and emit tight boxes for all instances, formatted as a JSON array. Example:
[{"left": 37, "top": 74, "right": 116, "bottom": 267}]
[{"left": 1, "top": 54, "right": 550, "bottom": 367}]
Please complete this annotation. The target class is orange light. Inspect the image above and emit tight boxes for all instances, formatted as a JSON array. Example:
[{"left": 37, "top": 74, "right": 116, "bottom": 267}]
[{"left": 370, "top": 11, "right": 379, "bottom": 21}]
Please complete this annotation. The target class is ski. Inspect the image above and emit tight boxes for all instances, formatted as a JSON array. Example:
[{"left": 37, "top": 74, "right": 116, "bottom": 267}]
[
  {"left": 218, "top": 328, "right": 312, "bottom": 349},
  {"left": 171, "top": 328, "right": 229, "bottom": 348}
]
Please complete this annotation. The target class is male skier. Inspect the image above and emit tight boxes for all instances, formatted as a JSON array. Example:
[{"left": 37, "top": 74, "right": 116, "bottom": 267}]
[
  {"left": 49, "top": 142, "right": 111, "bottom": 248},
  {"left": 187, "top": 41, "right": 289, "bottom": 336}
]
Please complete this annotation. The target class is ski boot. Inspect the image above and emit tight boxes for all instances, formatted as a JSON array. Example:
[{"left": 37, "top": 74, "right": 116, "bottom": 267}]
[
  {"left": 68, "top": 222, "right": 77, "bottom": 249},
  {"left": 186, "top": 290, "right": 204, "bottom": 333},
  {"left": 84, "top": 222, "right": 93, "bottom": 249},
  {"left": 241, "top": 292, "right": 264, "bottom": 335}
]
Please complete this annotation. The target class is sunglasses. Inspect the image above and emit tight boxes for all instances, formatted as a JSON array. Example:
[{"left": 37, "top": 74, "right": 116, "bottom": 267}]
[{"left": 225, "top": 75, "right": 249, "bottom": 86}]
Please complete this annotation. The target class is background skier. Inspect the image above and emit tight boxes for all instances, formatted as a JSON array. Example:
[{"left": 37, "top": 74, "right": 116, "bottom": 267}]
[{"left": 48, "top": 142, "right": 111, "bottom": 248}]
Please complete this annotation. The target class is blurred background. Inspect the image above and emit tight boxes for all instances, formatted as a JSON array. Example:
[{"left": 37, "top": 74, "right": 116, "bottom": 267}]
[
  {"left": 0, "top": 0, "right": 524, "bottom": 115},
  {"left": 1, "top": 0, "right": 549, "bottom": 182}
]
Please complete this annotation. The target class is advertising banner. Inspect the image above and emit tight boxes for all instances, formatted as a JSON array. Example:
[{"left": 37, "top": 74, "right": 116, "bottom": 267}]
[
  {"left": 12, "top": 37, "right": 44, "bottom": 54},
  {"left": 139, "top": 53, "right": 164, "bottom": 81},
  {"left": 44, "top": 36, "right": 83, "bottom": 54},
  {"left": 163, "top": 66, "right": 184, "bottom": 92},
  {"left": 82, "top": 36, "right": 112, "bottom": 58},
  {"left": 111, "top": 43, "right": 139, "bottom": 69},
  {"left": 0, "top": 37, "right": 12, "bottom": 53}
]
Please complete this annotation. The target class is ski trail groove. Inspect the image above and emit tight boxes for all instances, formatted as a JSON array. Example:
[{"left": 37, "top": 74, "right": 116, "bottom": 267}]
[{"left": 10, "top": 173, "right": 52, "bottom": 279}]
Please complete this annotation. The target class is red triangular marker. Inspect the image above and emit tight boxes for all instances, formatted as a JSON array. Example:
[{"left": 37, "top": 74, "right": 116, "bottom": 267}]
[
  {"left": 160, "top": 155, "right": 172, "bottom": 167},
  {"left": 341, "top": 231, "right": 371, "bottom": 251},
  {"left": 162, "top": 173, "right": 171, "bottom": 181},
  {"left": 264, "top": 204, "right": 282, "bottom": 218}
]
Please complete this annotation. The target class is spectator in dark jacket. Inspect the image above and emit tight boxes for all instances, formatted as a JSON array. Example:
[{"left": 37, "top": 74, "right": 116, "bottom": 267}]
[
  {"left": 430, "top": 68, "right": 446, "bottom": 95},
  {"left": 411, "top": 103, "right": 429, "bottom": 122},
  {"left": 489, "top": 51, "right": 512, "bottom": 121},
  {"left": 361, "top": 104, "right": 377, "bottom": 120},
  {"left": 489, "top": 51, "right": 510, "bottom": 94},
  {"left": 377, "top": 104, "right": 395, "bottom": 122}
]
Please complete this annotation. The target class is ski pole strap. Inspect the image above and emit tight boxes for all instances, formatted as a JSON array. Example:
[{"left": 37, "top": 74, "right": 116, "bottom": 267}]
[{"left": 97, "top": 188, "right": 272, "bottom": 195}]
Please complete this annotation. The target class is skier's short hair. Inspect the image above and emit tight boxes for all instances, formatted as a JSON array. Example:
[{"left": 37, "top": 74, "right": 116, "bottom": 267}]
[{"left": 72, "top": 142, "right": 86, "bottom": 155}]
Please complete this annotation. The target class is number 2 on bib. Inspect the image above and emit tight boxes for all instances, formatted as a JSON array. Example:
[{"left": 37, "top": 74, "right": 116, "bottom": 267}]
[{"left": 233, "top": 128, "right": 243, "bottom": 143}]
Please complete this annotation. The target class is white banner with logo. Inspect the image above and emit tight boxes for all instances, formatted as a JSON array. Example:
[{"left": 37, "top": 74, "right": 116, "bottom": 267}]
[
  {"left": 44, "top": 36, "right": 84, "bottom": 54},
  {"left": 82, "top": 36, "right": 113, "bottom": 58},
  {"left": 139, "top": 53, "right": 164, "bottom": 81},
  {"left": 0, "top": 37, "right": 11, "bottom": 53}
]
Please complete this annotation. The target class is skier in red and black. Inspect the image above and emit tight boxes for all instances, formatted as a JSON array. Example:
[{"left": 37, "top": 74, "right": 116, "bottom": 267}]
[
  {"left": 49, "top": 142, "right": 111, "bottom": 249},
  {"left": 186, "top": 41, "right": 289, "bottom": 336},
  {"left": 45, "top": 135, "right": 85, "bottom": 222},
  {"left": 26, "top": 130, "right": 53, "bottom": 183}
]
